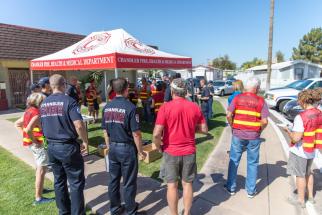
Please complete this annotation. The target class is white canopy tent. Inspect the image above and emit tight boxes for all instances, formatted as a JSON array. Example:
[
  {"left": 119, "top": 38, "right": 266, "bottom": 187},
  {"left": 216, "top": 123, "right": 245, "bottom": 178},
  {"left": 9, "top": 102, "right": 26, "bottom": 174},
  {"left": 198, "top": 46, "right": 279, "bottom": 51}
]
[{"left": 30, "top": 28, "right": 192, "bottom": 90}]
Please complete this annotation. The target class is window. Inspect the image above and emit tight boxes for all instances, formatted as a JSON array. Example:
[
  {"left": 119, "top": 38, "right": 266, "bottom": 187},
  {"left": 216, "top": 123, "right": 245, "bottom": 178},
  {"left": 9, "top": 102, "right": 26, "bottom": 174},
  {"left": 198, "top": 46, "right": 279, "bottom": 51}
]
[
  {"left": 308, "top": 81, "right": 322, "bottom": 89},
  {"left": 294, "top": 68, "right": 304, "bottom": 80},
  {"left": 286, "top": 80, "right": 313, "bottom": 90}
]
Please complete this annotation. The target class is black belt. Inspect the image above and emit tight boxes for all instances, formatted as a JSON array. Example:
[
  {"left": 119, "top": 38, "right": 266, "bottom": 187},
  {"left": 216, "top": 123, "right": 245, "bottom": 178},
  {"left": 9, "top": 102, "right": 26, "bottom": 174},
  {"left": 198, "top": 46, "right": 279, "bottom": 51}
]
[{"left": 47, "top": 139, "right": 78, "bottom": 145}]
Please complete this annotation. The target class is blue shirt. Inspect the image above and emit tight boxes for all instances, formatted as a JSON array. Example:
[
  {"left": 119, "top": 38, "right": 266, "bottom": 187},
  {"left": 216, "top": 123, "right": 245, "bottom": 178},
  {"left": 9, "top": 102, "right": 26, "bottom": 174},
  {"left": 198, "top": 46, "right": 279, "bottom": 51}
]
[
  {"left": 65, "top": 84, "right": 79, "bottom": 102},
  {"left": 228, "top": 91, "right": 242, "bottom": 106},
  {"left": 40, "top": 93, "right": 83, "bottom": 143},
  {"left": 102, "top": 96, "right": 139, "bottom": 143}
]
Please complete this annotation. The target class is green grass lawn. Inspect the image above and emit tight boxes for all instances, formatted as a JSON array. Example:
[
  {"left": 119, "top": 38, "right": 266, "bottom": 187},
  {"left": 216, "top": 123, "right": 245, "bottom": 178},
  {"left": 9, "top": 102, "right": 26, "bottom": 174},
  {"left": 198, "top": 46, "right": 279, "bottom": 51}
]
[
  {"left": 0, "top": 146, "right": 57, "bottom": 215},
  {"left": 0, "top": 146, "right": 94, "bottom": 215},
  {"left": 82, "top": 101, "right": 226, "bottom": 180}
]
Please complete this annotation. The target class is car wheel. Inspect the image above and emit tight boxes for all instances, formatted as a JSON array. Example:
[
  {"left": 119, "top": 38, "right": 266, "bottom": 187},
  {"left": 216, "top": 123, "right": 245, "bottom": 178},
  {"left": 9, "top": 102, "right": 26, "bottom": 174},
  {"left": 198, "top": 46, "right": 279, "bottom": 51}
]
[
  {"left": 278, "top": 100, "right": 289, "bottom": 112},
  {"left": 220, "top": 90, "right": 225, "bottom": 97}
]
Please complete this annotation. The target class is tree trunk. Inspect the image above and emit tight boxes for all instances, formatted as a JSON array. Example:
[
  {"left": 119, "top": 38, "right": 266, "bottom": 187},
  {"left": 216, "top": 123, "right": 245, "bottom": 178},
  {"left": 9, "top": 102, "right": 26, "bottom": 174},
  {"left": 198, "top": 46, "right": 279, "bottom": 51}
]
[{"left": 266, "top": 0, "right": 275, "bottom": 92}]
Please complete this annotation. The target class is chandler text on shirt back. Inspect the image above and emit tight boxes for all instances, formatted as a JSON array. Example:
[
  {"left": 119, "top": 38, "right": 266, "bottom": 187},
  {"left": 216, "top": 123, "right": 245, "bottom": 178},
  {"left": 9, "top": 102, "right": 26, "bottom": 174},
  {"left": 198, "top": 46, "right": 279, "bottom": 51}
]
[
  {"left": 104, "top": 107, "right": 126, "bottom": 124},
  {"left": 40, "top": 102, "right": 64, "bottom": 117}
]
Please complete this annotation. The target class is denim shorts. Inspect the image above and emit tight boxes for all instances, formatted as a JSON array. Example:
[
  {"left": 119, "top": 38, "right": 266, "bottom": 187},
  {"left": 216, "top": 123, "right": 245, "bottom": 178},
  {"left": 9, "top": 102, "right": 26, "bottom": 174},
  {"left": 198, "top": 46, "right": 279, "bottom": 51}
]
[
  {"left": 29, "top": 144, "right": 49, "bottom": 167},
  {"left": 163, "top": 152, "right": 197, "bottom": 183}
]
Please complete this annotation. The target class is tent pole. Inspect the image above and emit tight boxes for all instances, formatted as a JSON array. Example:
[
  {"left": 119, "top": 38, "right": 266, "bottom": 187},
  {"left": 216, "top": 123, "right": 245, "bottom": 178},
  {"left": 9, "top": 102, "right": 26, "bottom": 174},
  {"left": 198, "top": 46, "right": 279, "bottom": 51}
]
[
  {"left": 30, "top": 69, "right": 34, "bottom": 83},
  {"left": 104, "top": 70, "right": 107, "bottom": 102},
  {"left": 115, "top": 68, "right": 118, "bottom": 78}
]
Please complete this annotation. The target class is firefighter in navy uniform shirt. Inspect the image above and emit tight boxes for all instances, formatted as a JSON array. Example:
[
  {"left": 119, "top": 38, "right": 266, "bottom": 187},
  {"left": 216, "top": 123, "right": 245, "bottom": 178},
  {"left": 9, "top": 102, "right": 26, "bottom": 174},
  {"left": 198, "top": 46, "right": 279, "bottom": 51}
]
[
  {"left": 40, "top": 74, "right": 89, "bottom": 215},
  {"left": 102, "top": 78, "right": 147, "bottom": 215},
  {"left": 198, "top": 79, "right": 210, "bottom": 122},
  {"left": 65, "top": 76, "right": 79, "bottom": 102}
]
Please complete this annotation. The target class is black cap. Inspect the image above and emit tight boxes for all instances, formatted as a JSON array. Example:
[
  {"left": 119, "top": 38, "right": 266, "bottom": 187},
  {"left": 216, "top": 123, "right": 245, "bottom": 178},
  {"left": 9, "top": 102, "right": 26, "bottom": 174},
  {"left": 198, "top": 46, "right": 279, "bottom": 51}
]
[
  {"left": 38, "top": 77, "right": 49, "bottom": 88},
  {"left": 30, "top": 83, "right": 40, "bottom": 91}
]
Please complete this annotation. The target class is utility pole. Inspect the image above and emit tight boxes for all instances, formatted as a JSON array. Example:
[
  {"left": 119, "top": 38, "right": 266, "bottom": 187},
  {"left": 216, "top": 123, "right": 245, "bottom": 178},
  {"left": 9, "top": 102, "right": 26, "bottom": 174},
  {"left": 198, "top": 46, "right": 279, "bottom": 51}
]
[{"left": 266, "top": 0, "right": 275, "bottom": 92}]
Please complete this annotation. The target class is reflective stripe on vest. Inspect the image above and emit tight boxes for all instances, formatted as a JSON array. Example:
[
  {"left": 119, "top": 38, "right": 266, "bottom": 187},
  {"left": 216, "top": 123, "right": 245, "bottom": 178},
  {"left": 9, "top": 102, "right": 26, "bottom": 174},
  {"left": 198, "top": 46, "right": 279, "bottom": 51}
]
[
  {"left": 233, "top": 119, "right": 261, "bottom": 127},
  {"left": 154, "top": 102, "right": 163, "bottom": 113},
  {"left": 235, "top": 110, "right": 261, "bottom": 117},
  {"left": 140, "top": 92, "right": 148, "bottom": 100}
]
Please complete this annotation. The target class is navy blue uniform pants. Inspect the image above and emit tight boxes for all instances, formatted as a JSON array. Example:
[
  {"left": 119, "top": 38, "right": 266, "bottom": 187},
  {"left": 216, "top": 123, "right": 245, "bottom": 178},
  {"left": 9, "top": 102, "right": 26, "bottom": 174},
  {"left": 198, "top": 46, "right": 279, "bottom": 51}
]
[
  {"left": 208, "top": 98, "right": 213, "bottom": 119},
  {"left": 48, "top": 142, "right": 85, "bottom": 215},
  {"left": 201, "top": 101, "right": 209, "bottom": 121},
  {"left": 108, "top": 143, "right": 138, "bottom": 215},
  {"left": 142, "top": 100, "right": 152, "bottom": 123}
]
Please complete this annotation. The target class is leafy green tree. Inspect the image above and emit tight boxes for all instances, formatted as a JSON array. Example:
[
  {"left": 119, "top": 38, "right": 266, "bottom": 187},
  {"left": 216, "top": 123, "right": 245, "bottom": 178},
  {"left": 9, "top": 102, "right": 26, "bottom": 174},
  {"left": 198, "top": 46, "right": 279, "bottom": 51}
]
[
  {"left": 240, "top": 58, "right": 266, "bottom": 70},
  {"left": 275, "top": 51, "right": 285, "bottom": 62},
  {"left": 292, "top": 27, "right": 322, "bottom": 64},
  {"left": 211, "top": 55, "right": 236, "bottom": 70}
]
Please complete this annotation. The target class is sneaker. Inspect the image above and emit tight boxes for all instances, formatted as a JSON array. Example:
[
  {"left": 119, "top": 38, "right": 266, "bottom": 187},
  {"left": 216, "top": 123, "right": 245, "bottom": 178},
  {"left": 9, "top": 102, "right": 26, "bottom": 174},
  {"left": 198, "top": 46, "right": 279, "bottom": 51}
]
[
  {"left": 247, "top": 191, "right": 257, "bottom": 199},
  {"left": 224, "top": 185, "right": 236, "bottom": 196},
  {"left": 308, "top": 198, "right": 316, "bottom": 204},
  {"left": 33, "top": 197, "right": 55, "bottom": 206},
  {"left": 287, "top": 197, "right": 306, "bottom": 208}
]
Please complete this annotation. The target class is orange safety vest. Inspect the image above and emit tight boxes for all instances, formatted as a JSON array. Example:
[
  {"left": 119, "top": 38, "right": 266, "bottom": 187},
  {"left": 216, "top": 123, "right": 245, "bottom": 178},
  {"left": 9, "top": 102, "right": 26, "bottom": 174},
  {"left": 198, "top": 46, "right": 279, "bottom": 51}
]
[
  {"left": 297, "top": 108, "right": 322, "bottom": 153},
  {"left": 86, "top": 88, "right": 94, "bottom": 107},
  {"left": 22, "top": 107, "right": 44, "bottom": 146},
  {"left": 139, "top": 85, "right": 149, "bottom": 101},
  {"left": 151, "top": 85, "right": 157, "bottom": 96},
  {"left": 232, "top": 92, "right": 264, "bottom": 132},
  {"left": 153, "top": 91, "right": 164, "bottom": 114}
]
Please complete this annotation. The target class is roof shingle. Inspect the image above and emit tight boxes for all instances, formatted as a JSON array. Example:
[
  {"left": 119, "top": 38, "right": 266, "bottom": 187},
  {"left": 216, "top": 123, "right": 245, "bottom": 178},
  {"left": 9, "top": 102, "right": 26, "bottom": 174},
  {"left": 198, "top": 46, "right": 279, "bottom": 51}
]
[{"left": 0, "top": 23, "right": 85, "bottom": 60}]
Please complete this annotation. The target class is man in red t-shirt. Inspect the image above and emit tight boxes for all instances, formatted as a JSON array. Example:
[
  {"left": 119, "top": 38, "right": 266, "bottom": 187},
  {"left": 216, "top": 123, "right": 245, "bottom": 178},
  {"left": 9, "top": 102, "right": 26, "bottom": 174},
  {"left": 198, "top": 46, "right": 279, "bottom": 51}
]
[{"left": 153, "top": 78, "right": 208, "bottom": 215}]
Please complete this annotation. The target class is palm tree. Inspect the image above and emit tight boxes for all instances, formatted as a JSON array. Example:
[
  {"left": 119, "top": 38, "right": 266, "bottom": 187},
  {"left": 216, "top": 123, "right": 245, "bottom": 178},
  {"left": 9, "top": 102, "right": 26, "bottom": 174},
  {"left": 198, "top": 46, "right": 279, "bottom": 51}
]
[{"left": 266, "top": 0, "right": 275, "bottom": 92}]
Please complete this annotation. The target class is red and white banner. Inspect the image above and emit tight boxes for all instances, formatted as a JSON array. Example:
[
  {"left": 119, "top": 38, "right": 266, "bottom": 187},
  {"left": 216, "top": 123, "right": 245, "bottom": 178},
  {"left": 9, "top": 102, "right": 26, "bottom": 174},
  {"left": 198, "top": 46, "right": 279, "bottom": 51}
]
[{"left": 30, "top": 29, "right": 192, "bottom": 71}]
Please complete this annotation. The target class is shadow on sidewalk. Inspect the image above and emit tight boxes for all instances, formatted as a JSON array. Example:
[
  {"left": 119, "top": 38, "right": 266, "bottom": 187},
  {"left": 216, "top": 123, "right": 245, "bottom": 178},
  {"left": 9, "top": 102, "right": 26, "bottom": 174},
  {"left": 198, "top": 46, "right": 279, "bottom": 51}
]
[
  {"left": 85, "top": 172, "right": 168, "bottom": 214},
  {"left": 256, "top": 161, "right": 288, "bottom": 194},
  {"left": 313, "top": 169, "right": 322, "bottom": 196},
  {"left": 191, "top": 173, "right": 237, "bottom": 214}
]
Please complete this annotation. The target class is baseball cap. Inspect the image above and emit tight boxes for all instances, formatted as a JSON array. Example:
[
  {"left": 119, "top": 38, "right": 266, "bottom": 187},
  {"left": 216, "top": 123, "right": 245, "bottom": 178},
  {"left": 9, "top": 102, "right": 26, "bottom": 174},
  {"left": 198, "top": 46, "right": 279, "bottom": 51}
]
[
  {"left": 30, "top": 83, "right": 40, "bottom": 91},
  {"left": 38, "top": 77, "right": 49, "bottom": 88}
]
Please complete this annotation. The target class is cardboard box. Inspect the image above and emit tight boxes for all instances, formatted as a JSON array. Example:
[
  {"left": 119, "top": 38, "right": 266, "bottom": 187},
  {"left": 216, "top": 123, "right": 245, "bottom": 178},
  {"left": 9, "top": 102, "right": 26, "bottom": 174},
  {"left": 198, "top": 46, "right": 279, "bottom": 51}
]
[
  {"left": 97, "top": 146, "right": 109, "bottom": 157},
  {"left": 142, "top": 143, "right": 162, "bottom": 163}
]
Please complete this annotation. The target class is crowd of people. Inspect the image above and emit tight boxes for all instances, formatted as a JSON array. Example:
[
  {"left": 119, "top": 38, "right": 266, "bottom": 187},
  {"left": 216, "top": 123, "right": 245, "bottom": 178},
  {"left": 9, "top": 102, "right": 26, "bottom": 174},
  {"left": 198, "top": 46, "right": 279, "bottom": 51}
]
[{"left": 13, "top": 73, "right": 322, "bottom": 215}]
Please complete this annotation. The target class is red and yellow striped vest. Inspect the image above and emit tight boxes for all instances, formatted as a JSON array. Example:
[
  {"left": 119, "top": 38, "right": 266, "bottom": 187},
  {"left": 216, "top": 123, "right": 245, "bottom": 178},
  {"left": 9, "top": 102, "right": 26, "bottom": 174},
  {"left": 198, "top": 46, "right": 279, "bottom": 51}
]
[
  {"left": 232, "top": 92, "right": 264, "bottom": 132},
  {"left": 22, "top": 107, "right": 44, "bottom": 146}
]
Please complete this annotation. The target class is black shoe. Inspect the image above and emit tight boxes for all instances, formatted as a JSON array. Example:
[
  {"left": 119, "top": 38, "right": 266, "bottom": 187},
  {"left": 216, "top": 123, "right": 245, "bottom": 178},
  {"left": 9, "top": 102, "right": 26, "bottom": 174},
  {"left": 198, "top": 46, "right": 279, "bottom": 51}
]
[
  {"left": 247, "top": 191, "right": 258, "bottom": 199},
  {"left": 223, "top": 184, "right": 236, "bottom": 196},
  {"left": 136, "top": 211, "right": 147, "bottom": 215},
  {"left": 113, "top": 205, "right": 125, "bottom": 215}
]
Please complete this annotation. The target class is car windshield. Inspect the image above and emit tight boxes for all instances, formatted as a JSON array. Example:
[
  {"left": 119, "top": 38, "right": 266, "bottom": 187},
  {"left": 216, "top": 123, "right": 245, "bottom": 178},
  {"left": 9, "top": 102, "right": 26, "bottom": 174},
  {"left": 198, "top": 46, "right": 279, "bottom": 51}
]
[
  {"left": 213, "top": 82, "right": 225, "bottom": 86},
  {"left": 286, "top": 80, "right": 313, "bottom": 90}
]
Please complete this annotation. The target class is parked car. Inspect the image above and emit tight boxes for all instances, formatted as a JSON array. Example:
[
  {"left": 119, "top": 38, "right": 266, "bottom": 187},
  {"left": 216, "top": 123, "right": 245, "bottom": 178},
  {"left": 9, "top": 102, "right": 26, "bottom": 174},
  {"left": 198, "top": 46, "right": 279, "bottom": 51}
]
[
  {"left": 213, "top": 80, "right": 234, "bottom": 96},
  {"left": 282, "top": 100, "right": 303, "bottom": 121},
  {"left": 265, "top": 78, "right": 322, "bottom": 112}
]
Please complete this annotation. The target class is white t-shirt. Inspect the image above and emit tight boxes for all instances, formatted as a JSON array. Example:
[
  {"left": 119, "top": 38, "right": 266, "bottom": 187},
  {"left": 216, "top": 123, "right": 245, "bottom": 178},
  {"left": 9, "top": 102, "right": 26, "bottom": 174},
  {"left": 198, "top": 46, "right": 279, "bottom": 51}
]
[{"left": 289, "top": 115, "right": 316, "bottom": 159}]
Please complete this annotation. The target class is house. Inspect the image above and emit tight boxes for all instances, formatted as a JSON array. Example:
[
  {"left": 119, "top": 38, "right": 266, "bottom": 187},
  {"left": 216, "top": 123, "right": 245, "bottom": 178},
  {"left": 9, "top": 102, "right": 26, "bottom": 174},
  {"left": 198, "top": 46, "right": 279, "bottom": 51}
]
[
  {"left": 0, "top": 23, "right": 85, "bottom": 108},
  {"left": 234, "top": 60, "right": 322, "bottom": 90},
  {"left": 190, "top": 65, "right": 223, "bottom": 80}
]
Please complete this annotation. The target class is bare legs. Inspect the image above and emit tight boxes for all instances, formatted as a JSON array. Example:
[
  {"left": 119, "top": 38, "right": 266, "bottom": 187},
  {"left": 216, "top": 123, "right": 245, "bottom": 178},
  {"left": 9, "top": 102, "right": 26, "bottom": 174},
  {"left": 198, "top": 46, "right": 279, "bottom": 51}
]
[
  {"left": 296, "top": 174, "right": 314, "bottom": 204},
  {"left": 167, "top": 181, "right": 193, "bottom": 215},
  {"left": 35, "top": 166, "right": 47, "bottom": 200}
]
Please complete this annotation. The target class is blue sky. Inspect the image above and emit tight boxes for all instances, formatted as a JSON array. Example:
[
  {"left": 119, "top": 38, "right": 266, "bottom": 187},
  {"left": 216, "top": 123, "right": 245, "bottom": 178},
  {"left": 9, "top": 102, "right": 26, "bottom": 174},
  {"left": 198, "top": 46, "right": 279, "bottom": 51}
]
[{"left": 1, "top": 0, "right": 321, "bottom": 66}]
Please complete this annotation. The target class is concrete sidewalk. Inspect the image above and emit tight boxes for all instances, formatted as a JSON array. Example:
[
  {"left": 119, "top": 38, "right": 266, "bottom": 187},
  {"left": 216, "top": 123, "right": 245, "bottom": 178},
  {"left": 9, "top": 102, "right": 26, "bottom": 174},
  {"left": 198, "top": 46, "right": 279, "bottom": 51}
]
[{"left": 0, "top": 103, "right": 313, "bottom": 215}]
